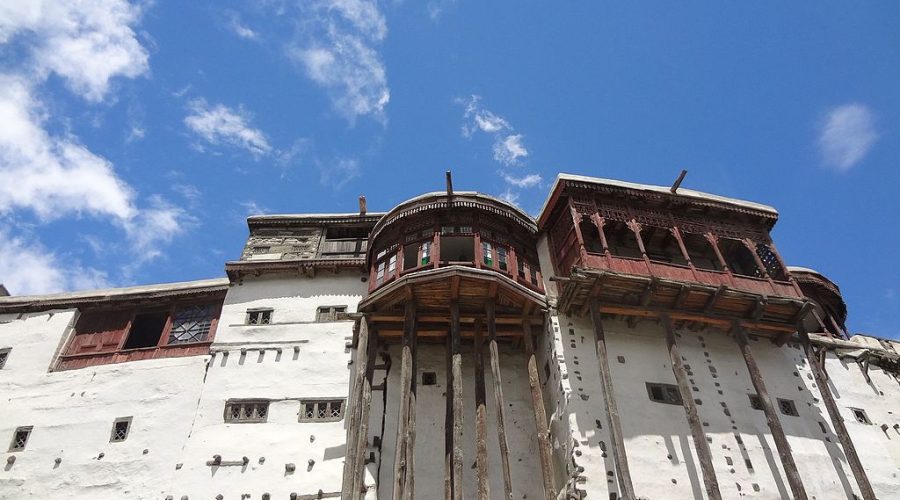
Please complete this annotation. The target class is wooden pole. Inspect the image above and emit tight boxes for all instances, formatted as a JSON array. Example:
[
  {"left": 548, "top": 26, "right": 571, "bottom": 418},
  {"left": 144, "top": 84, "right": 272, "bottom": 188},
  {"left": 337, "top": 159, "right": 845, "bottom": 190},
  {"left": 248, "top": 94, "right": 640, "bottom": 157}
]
[
  {"left": 444, "top": 328, "right": 453, "bottom": 500},
  {"left": 588, "top": 298, "right": 636, "bottom": 500},
  {"left": 733, "top": 323, "right": 808, "bottom": 500},
  {"left": 351, "top": 321, "right": 378, "bottom": 499},
  {"left": 664, "top": 317, "right": 722, "bottom": 500},
  {"left": 392, "top": 303, "right": 416, "bottom": 500},
  {"left": 450, "top": 301, "right": 464, "bottom": 500},
  {"left": 342, "top": 317, "right": 370, "bottom": 500},
  {"left": 474, "top": 320, "right": 491, "bottom": 500},
  {"left": 487, "top": 301, "right": 514, "bottom": 500},
  {"left": 522, "top": 317, "right": 556, "bottom": 500},
  {"left": 402, "top": 303, "right": 418, "bottom": 500},
  {"left": 798, "top": 325, "right": 875, "bottom": 499}
]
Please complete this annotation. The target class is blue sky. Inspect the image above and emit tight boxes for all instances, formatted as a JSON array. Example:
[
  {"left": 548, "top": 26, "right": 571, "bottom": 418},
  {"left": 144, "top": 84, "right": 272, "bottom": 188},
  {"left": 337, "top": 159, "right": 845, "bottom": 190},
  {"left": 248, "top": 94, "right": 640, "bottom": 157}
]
[{"left": 0, "top": 1, "right": 898, "bottom": 337}]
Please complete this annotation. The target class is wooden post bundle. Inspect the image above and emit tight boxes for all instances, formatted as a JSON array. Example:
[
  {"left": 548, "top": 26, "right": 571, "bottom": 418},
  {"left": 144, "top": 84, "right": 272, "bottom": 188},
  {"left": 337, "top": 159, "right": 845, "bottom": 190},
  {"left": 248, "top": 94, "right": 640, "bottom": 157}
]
[
  {"left": 487, "top": 301, "right": 514, "bottom": 500},
  {"left": 522, "top": 317, "right": 556, "bottom": 500},
  {"left": 450, "top": 301, "right": 464, "bottom": 500},
  {"left": 402, "top": 303, "right": 418, "bottom": 500},
  {"left": 444, "top": 328, "right": 453, "bottom": 500},
  {"left": 474, "top": 320, "right": 491, "bottom": 499},
  {"left": 664, "top": 317, "right": 721, "bottom": 500},
  {"left": 733, "top": 322, "right": 808, "bottom": 500},
  {"left": 351, "top": 319, "right": 377, "bottom": 499},
  {"left": 588, "top": 299, "right": 636, "bottom": 499},
  {"left": 392, "top": 302, "right": 416, "bottom": 500},
  {"left": 798, "top": 325, "right": 875, "bottom": 499},
  {"left": 342, "top": 317, "right": 370, "bottom": 500}
]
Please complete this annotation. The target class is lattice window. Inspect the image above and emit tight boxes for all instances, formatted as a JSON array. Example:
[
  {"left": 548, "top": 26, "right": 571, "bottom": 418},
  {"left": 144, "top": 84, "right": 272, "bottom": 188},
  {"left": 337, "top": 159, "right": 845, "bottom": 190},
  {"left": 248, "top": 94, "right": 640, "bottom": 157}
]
[
  {"left": 316, "top": 306, "right": 348, "bottom": 322},
  {"left": 9, "top": 426, "right": 31, "bottom": 452},
  {"left": 168, "top": 305, "right": 215, "bottom": 344},
  {"left": 246, "top": 309, "right": 273, "bottom": 325},
  {"left": 777, "top": 398, "right": 799, "bottom": 417},
  {"left": 755, "top": 243, "right": 787, "bottom": 280},
  {"left": 298, "top": 399, "right": 345, "bottom": 422},
  {"left": 850, "top": 408, "right": 871, "bottom": 424},
  {"left": 748, "top": 394, "right": 763, "bottom": 410},
  {"left": 0, "top": 348, "right": 9, "bottom": 369},
  {"left": 646, "top": 382, "right": 682, "bottom": 405},
  {"left": 224, "top": 400, "right": 269, "bottom": 423},
  {"left": 110, "top": 417, "right": 132, "bottom": 442}
]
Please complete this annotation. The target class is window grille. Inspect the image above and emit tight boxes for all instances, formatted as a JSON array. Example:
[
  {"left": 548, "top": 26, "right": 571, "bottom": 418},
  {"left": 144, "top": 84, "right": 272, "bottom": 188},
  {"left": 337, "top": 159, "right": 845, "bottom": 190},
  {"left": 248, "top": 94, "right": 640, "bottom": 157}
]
[
  {"left": 646, "top": 382, "right": 682, "bottom": 405},
  {"left": 0, "top": 348, "right": 9, "bottom": 369},
  {"left": 748, "top": 394, "right": 763, "bottom": 410},
  {"left": 298, "top": 399, "right": 345, "bottom": 422},
  {"left": 110, "top": 417, "right": 132, "bottom": 442},
  {"left": 850, "top": 408, "right": 871, "bottom": 424},
  {"left": 777, "top": 398, "right": 799, "bottom": 417},
  {"left": 9, "top": 426, "right": 31, "bottom": 452},
  {"left": 168, "top": 305, "right": 215, "bottom": 344},
  {"left": 316, "top": 306, "right": 348, "bottom": 322},
  {"left": 224, "top": 400, "right": 269, "bottom": 423},
  {"left": 246, "top": 309, "right": 273, "bottom": 325}
]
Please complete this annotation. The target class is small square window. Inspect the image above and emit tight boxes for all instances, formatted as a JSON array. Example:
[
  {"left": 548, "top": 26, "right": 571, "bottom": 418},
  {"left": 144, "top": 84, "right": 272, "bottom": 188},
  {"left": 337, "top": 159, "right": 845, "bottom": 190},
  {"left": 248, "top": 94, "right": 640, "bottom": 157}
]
[
  {"left": 298, "top": 399, "right": 345, "bottom": 422},
  {"left": 777, "top": 398, "right": 799, "bottom": 417},
  {"left": 9, "top": 426, "right": 32, "bottom": 452},
  {"left": 646, "top": 382, "right": 682, "bottom": 405},
  {"left": 110, "top": 417, "right": 132, "bottom": 442},
  {"left": 850, "top": 408, "right": 871, "bottom": 424},
  {"left": 748, "top": 394, "right": 763, "bottom": 411},
  {"left": 422, "top": 372, "right": 437, "bottom": 386},
  {"left": 246, "top": 309, "right": 273, "bottom": 325},
  {"left": 251, "top": 246, "right": 271, "bottom": 254},
  {"left": 0, "top": 348, "right": 10, "bottom": 369},
  {"left": 316, "top": 306, "right": 348, "bottom": 322},
  {"left": 224, "top": 400, "right": 269, "bottom": 423}
]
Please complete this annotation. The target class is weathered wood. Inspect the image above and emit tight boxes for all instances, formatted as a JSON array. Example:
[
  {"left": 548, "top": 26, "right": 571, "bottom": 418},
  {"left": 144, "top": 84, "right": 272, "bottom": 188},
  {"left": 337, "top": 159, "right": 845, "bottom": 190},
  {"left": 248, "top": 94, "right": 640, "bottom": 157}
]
[
  {"left": 444, "top": 330, "right": 453, "bottom": 500},
  {"left": 588, "top": 299, "right": 636, "bottom": 499},
  {"left": 342, "top": 317, "right": 370, "bottom": 500},
  {"left": 733, "top": 323, "right": 808, "bottom": 500},
  {"left": 487, "top": 301, "right": 514, "bottom": 500},
  {"left": 522, "top": 318, "right": 556, "bottom": 500},
  {"left": 351, "top": 321, "right": 378, "bottom": 499},
  {"left": 474, "top": 321, "right": 491, "bottom": 500},
  {"left": 799, "top": 325, "right": 875, "bottom": 500},
  {"left": 402, "top": 304, "right": 418, "bottom": 500},
  {"left": 392, "top": 303, "right": 416, "bottom": 500},
  {"left": 450, "top": 301, "right": 463, "bottom": 500},
  {"left": 664, "top": 317, "right": 722, "bottom": 500}
]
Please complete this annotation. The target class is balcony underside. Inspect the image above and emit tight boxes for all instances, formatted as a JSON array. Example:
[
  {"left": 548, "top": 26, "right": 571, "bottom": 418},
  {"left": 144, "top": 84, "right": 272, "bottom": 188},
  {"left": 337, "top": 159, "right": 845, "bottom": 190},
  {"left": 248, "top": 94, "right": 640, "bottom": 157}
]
[{"left": 557, "top": 268, "right": 810, "bottom": 340}]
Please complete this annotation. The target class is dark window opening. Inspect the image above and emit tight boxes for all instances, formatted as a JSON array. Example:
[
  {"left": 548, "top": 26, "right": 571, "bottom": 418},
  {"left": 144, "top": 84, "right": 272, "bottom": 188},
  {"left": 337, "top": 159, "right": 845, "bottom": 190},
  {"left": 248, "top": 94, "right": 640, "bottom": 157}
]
[
  {"left": 422, "top": 372, "right": 437, "bottom": 386},
  {"left": 0, "top": 348, "right": 9, "bottom": 369},
  {"left": 646, "top": 382, "right": 682, "bottom": 405},
  {"left": 110, "top": 417, "right": 131, "bottom": 442},
  {"left": 681, "top": 232, "right": 722, "bottom": 271},
  {"left": 755, "top": 244, "right": 787, "bottom": 280},
  {"left": 403, "top": 240, "right": 431, "bottom": 270},
  {"left": 718, "top": 238, "right": 763, "bottom": 278},
  {"left": 122, "top": 312, "right": 167, "bottom": 350},
  {"left": 9, "top": 426, "right": 31, "bottom": 452},
  {"left": 642, "top": 227, "right": 688, "bottom": 265},
  {"left": 579, "top": 220, "right": 604, "bottom": 254},
  {"left": 440, "top": 236, "right": 475, "bottom": 263},
  {"left": 778, "top": 398, "right": 799, "bottom": 417},
  {"left": 602, "top": 220, "right": 642, "bottom": 259},
  {"left": 748, "top": 394, "right": 763, "bottom": 410},
  {"left": 320, "top": 226, "right": 370, "bottom": 258},
  {"left": 850, "top": 408, "right": 871, "bottom": 424}
]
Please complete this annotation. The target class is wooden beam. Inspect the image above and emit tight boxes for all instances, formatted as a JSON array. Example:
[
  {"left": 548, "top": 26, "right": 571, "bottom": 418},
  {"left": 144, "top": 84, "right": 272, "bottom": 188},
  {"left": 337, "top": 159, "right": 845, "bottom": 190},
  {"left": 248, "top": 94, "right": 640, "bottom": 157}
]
[
  {"left": 673, "top": 284, "right": 690, "bottom": 309},
  {"left": 450, "top": 301, "right": 463, "bottom": 500},
  {"left": 522, "top": 318, "right": 556, "bottom": 500},
  {"left": 733, "top": 323, "right": 808, "bottom": 500},
  {"left": 798, "top": 325, "right": 876, "bottom": 500},
  {"left": 664, "top": 317, "right": 721, "bottom": 500},
  {"left": 368, "top": 313, "right": 544, "bottom": 325},
  {"left": 588, "top": 299, "right": 636, "bottom": 499},
  {"left": 487, "top": 301, "right": 514, "bottom": 500},
  {"left": 342, "top": 316, "right": 370, "bottom": 500},
  {"left": 450, "top": 275, "right": 460, "bottom": 300},
  {"left": 591, "top": 303, "right": 797, "bottom": 334},
  {"left": 474, "top": 320, "right": 491, "bottom": 500},
  {"left": 392, "top": 303, "right": 416, "bottom": 500},
  {"left": 704, "top": 285, "right": 727, "bottom": 312},
  {"left": 350, "top": 320, "right": 378, "bottom": 499}
]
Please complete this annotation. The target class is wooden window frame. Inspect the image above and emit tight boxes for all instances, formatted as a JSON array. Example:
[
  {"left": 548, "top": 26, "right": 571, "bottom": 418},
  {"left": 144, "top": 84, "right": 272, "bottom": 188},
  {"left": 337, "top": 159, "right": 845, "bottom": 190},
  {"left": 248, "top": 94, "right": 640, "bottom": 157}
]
[
  {"left": 224, "top": 399, "right": 270, "bottom": 423},
  {"left": 402, "top": 231, "right": 435, "bottom": 274},
  {"left": 298, "top": 398, "right": 346, "bottom": 423},
  {"left": 316, "top": 305, "right": 349, "bottom": 322},
  {"left": 246, "top": 308, "right": 274, "bottom": 325}
]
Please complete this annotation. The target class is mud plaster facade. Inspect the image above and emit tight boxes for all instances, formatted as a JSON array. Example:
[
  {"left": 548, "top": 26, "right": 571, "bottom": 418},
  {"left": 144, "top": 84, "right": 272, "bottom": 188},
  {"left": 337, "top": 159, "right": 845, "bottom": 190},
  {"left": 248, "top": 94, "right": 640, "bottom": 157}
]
[{"left": 1, "top": 174, "right": 899, "bottom": 500}]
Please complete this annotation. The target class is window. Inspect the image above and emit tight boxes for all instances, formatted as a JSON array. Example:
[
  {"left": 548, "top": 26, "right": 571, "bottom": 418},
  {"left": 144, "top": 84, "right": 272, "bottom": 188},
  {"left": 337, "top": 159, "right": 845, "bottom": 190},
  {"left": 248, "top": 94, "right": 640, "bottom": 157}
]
[
  {"left": 579, "top": 220, "right": 604, "bottom": 254},
  {"left": 718, "top": 238, "right": 763, "bottom": 278},
  {"left": 373, "top": 247, "right": 398, "bottom": 285},
  {"left": 777, "top": 398, "right": 799, "bottom": 417},
  {"left": 643, "top": 227, "right": 688, "bottom": 265},
  {"left": 602, "top": 220, "right": 643, "bottom": 259},
  {"left": 121, "top": 312, "right": 168, "bottom": 350},
  {"left": 168, "top": 305, "right": 215, "bottom": 344},
  {"left": 850, "top": 408, "right": 871, "bottom": 424},
  {"left": 316, "top": 306, "right": 348, "bottom": 322},
  {"left": 755, "top": 243, "right": 787, "bottom": 280},
  {"left": 481, "top": 240, "right": 509, "bottom": 272},
  {"left": 440, "top": 236, "right": 475, "bottom": 263},
  {"left": 9, "top": 426, "right": 31, "bottom": 452},
  {"left": 646, "top": 382, "right": 682, "bottom": 405},
  {"left": 681, "top": 232, "right": 723, "bottom": 271},
  {"left": 110, "top": 417, "right": 132, "bottom": 442},
  {"left": 403, "top": 240, "right": 432, "bottom": 270},
  {"left": 251, "top": 246, "right": 271, "bottom": 254},
  {"left": 246, "top": 309, "right": 273, "bottom": 325},
  {"left": 422, "top": 372, "right": 437, "bottom": 386},
  {"left": 496, "top": 246, "right": 508, "bottom": 271},
  {"left": 224, "top": 400, "right": 269, "bottom": 423},
  {"left": 482, "top": 241, "right": 494, "bottom": 266},
  {"left": 748, "top": 394, "right": 763, "bottom": 410},
  {"left": 299, "top": 399, "right": 345, "bottom": 422},
  {"left": 319, "top": 226, "right": 369, "bottom": 259},
  {"left": 0, "top": 348, "right": 9, "bottom": 369}
]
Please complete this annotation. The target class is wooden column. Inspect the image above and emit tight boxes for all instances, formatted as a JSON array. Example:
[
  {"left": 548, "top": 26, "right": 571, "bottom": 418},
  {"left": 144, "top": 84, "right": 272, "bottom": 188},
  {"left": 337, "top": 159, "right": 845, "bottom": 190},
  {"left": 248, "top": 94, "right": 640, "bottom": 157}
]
[
  {"left": 569, "top": 201, "right": 590, "bottom": 264},
  {"left": 444, "top": 329, "right": 453, "bottom": 500},
  {"left": 588, "top": 298, "right": 636, "bottom": 499},
  {"left": 402, "top": 304, "right": 418, "bottom": 500},
  {"left": 664, "top": 317, "right": 722, "bottom": 500},
  {"left": 706, "top": 234, "right": 737, "bottom": 287},
  {"left": 629, "top": 220, "right": 653, "bottom": 269},
  {"left": 522, "top": 317, "right": 556, "bottom": 500},
  {"left": 450, "top": 301, "right": 464, "bottom": 500},
  {"left": 351, "top": 320, "right": 378, "bottom": 499},
  {"left": 487, "top": 301, "right": 514, "bottom": 500},
  {"left": 733, "top": 323, "right": 808, "bottom": 500},
  {"left": 798, "top": 325, "right": 875, "bottom": 500},
  {"left": 743, "top": 238, "right": 779, "bottom": 294},
  {"left": 392, "top": 302, "right": 416, "bottom": 500},
  {"left": 474, "top": 320, "right": 491, "bottom": 500},
  {"left": 591, "top": 213, "right": 614, "bottom": 268},
  {"left": 342, "top": 317, "right": 370, "bottom": 500},
  {"left": 671, "top": 226, "right": 702, "bottom": 282}
]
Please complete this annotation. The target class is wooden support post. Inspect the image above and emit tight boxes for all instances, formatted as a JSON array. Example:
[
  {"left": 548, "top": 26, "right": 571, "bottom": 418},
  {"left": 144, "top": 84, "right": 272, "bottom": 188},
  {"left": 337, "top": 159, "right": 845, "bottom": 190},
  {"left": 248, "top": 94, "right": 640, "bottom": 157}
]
[
  {"left": 671, "top": 227, "right": 702, "bottom": 282},
  {"left": 392, "top": 303, "right": 416, "bottom": 500},
  {"left": 733, "top": 323, "right": 808, "bottom": 500},
  {"left": 402, "top": 303, "right": 418, "bottom": 500},
  {"left": 450, "top": 301, "right": 464, "bottom": 500},
  {"left": 342, "top": 317, "right": 371, "bottom": 500},
  {"left": 522, "top": 318, "right": 556, "bottom": 500},
  {"left": 588, "top": 299, "right": 636, "bottom": 500},
  {"left": 444, "top": 328, "right": 453, "bottom": 500},
  {"left": 351, "top": 320, "right": 378, "bottom": 499},
  {"left": 629, "top": 220, "right": 653, "bottom": 269},
  {"left": 487, "top": 301, "right": 514, "bottom": 500},
  {"left": 798, "top": 325, "right": 875, "bottom": 499},
  {"left": 664, "top": 317, "right": 722, "bottom": 500},
  {"left": 474, "top": 320, "right": 491, "bottom": 500}
]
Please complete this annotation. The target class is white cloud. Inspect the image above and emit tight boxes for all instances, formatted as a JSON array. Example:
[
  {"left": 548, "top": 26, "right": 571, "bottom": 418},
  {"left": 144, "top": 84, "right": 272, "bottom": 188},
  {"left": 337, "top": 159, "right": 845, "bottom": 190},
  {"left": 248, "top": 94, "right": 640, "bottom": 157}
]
[
  {"left": 493, "top": 134, "right": 528, "bottom": 166},
  {"left": 121, "top": 196, "right": 193, "bottom": 263},
  {"left": 184, "top": 99, "right": 273, "bottom": 157},
  {"left": 502, "top": 172, "right": 542, "bottom": 188},
  {"left": 427, "top": 0, "right": 458, "bottom": 21},
  {"left": 0, "top": 0, "right": 149, "bottom": 102},
  {"left": 0, "top": 226, "right": 109, "bottom": 295},
  {"left": 286, "top": 0, "right": 390, "bottom": 123},
  {"left": 498, "top": 189, "right": 520, "bottom": 205},
  {"left": 818, "top": 103, "right": 878, "bottom": 171},
  {"left": 319, "top": 157, "right": 361, "bottom": 189},
  {"left": 226, "top": 12, "right": 258, "bottom": 40}
]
